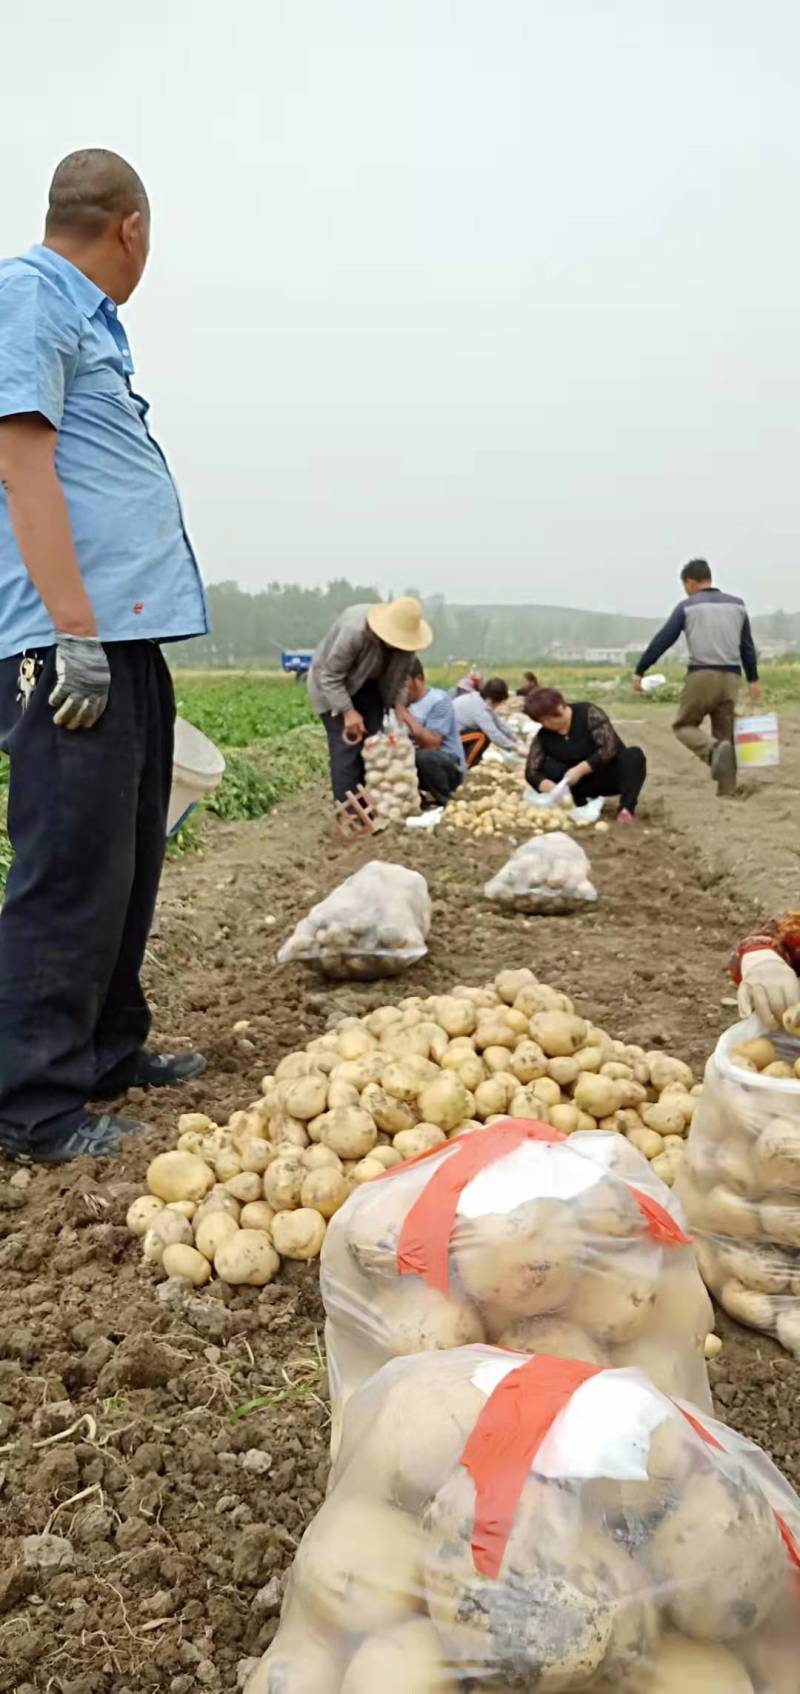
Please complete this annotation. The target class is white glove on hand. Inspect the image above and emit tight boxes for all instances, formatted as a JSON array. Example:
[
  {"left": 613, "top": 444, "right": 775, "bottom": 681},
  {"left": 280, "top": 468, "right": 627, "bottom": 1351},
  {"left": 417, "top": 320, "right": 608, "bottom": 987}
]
[
  {"left": 49, "top": 634, "right": 111, "bottom": 730},
  {"left": 738, "top": 949, "right": 800, "bottom": 1027}
]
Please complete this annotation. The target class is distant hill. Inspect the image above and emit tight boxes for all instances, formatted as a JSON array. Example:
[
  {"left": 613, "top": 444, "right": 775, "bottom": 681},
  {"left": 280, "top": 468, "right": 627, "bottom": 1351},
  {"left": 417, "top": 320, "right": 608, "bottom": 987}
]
[{"left": 169, "top": 580, "right": 800, "bottom": 668}]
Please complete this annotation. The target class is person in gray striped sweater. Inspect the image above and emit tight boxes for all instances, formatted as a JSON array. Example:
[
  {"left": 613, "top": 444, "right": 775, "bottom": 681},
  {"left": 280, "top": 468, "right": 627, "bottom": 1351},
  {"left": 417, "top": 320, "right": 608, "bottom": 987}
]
[{"left": 634, "top": 559, "right": 760, "bottom": 795}]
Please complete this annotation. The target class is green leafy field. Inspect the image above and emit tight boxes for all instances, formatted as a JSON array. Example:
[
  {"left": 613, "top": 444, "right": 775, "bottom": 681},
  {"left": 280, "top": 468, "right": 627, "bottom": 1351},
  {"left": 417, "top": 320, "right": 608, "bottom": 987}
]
[
  {"left": 174, "top": 672, "right": 314, "bottom": 747},
  {"left": 173, "top": 673, "right": 324, "bottom": 834}
]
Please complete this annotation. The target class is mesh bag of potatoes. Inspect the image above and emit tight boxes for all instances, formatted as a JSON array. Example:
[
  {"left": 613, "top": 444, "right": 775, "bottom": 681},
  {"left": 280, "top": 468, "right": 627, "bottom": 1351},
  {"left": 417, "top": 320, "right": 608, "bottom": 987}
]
[
  {"left": 243, "top": 1343, "right": 800, "bottom": 1694},
  {"left": 278, "top": 862, "right": 431, "bottom": 979},
  {"left": 363, "top": 727, "right": 421, "bottom": 822},
  {"left": 676, "top": 1016, "right": 800, "bottom": 1358},
  {"left": 322, "top": 1117, "right": 713, "bottom": 1459},
  {"left": 484, "top": 832, "right": 598, "bottom": 914}
]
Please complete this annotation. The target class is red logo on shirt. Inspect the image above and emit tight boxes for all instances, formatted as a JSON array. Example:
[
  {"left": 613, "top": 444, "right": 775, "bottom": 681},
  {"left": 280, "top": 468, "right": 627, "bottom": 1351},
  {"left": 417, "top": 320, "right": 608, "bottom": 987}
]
[{"left": 133, "top": 602, "right": 144, "bottom": 614}]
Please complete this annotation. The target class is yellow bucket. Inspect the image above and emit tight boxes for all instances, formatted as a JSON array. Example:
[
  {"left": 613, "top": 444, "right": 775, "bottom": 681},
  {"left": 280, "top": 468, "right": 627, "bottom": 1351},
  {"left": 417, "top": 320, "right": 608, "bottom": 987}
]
[{"left": 734, "top": 714, "right": 779, "bottom": 769}]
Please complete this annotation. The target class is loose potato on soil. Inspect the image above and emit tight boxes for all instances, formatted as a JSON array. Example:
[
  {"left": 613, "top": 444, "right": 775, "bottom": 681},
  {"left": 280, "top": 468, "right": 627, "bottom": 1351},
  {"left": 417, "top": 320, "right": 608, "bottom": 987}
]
[
  {"left": 317, "top": 1108, "right": 378, "bottom": 1160},
  {"left": 146, "top": 1150, "right": 215, "bottom": 1204},
  {"left": 194, "top": 1210, "right": 240, "bottom": 1261},
  {"left": 126, "top": 1194, "right": 164, "bottom": 1236},
  {"left": 142, "top": 1209, "right": 194, "bottom": 1263},
  {"left": 300, "top": 1167, "right": 350, "bottom": 1219},
  {"left": 161, "top": 1243, "right": 211, "bottom": 1285},
  {"left": 214, "top": 1229, "right": 280, "bottom": 1286},
  {"left": 271, "top": 1207, "right": 327, "bottom": 1260}
]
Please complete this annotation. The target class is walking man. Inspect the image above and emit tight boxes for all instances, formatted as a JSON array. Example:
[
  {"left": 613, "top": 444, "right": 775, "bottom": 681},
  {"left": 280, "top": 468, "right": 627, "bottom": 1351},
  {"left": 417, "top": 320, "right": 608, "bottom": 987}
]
[
  {"left": 634, "top": 559, "right": 760, "bottom": 794},
  {"left": 0, "top": 150, "right": 208, "bottom": 1162}
]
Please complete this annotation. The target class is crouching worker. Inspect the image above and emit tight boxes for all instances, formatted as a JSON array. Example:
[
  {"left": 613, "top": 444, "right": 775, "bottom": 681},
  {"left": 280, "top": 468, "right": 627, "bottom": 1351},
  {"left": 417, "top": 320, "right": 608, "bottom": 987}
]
[
  {"left": 454, "top": 677, "right": 517, "bottom": 767},
  {"left": 524, "top": 687, "right": 646, "bottom": 822},
  {"left": 398, "top": 659, "right": 466, "bottom": 806},
  {"left": 733, "top": 913, "right": 800, "bottom": 1027}
]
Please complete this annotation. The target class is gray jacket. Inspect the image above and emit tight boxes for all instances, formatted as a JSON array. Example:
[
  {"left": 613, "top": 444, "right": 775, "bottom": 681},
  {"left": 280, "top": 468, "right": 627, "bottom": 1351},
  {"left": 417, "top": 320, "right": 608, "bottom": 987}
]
[
  {"left": 307, "top": 604, "right": 414, "bottom": 717},
  {"left": 636, "top": 588, "right": 758, "bottom": 681},
  {"left": 453, "top": 691, "right": 517, "bottom": 752}
]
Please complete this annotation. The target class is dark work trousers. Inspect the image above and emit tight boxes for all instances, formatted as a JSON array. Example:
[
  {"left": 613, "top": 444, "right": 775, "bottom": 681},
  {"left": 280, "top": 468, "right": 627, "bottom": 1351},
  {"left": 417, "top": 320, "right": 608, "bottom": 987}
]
[
  {"left": 321, "top": 681, "right": 384, "bottom": 803},
  {"left": 415, "top": 748, "right": 464, "bottom": 806},
  {"left": 539, "top": 747, "right": 647, "bottom": 814},
  {"left": 0, "top": 642, "right": 175, "bottom": 1141}
]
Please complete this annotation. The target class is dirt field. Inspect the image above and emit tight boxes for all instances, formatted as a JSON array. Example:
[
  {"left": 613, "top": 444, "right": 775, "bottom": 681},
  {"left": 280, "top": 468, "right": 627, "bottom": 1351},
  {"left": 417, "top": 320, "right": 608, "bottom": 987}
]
[{"left": 1, "top": 709, "right": 799, "bottom": 1693}]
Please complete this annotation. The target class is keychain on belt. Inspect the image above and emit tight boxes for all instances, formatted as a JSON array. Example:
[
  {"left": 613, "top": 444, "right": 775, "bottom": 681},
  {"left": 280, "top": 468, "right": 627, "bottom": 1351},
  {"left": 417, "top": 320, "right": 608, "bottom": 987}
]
[{"left": 17, "top": 654, "right": 42, "bottom": 710}]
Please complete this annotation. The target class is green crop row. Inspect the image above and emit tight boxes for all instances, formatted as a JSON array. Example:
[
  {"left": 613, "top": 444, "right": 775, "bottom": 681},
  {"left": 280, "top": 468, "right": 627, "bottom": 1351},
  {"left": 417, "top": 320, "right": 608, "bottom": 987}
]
[{"left": 173, "top": 671, "right": 313, "bottom": 748}]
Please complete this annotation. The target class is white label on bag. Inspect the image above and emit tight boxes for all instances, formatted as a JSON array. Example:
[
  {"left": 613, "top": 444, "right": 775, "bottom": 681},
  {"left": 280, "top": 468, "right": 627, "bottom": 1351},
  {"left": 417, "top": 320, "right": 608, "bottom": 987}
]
[
  {"left": 471, "top": 1356, "right": 522, "bottom": 1399},
  {"left": 468, "top": 1360, "right": 672, "bottom": 1481},
  {"left": 535, "top": 1372, "right": 671, "bottom": 1481},
  {"left": 456, "top": 1139, "right": 600, "bottom": 1220}
]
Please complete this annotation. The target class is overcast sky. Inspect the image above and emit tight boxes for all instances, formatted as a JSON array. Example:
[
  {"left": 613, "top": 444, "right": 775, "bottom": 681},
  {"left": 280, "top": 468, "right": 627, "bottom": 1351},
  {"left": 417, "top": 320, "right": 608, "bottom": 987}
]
[{"left": 3, "top": 1, "right": 799, "bottom": 614}]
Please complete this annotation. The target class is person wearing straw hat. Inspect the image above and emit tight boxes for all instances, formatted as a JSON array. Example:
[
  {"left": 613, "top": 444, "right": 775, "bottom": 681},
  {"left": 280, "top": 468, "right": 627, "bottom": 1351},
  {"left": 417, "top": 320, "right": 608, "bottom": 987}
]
[{"left": 308, "top": 596, "right": 433, "bottom": 803}]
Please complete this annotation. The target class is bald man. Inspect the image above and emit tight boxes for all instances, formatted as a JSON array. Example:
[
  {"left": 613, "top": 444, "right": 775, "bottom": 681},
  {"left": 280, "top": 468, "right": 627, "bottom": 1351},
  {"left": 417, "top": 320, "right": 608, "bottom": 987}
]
[{"left": 0, "top": 150, "right": 209, "bottom": 1162}]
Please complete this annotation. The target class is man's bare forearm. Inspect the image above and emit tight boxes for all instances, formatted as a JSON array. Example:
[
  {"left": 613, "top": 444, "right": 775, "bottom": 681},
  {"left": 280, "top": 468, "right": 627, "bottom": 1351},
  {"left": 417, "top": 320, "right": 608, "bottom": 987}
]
[{"left": 0, "top": 418, "right": 96, "bottom": 637}]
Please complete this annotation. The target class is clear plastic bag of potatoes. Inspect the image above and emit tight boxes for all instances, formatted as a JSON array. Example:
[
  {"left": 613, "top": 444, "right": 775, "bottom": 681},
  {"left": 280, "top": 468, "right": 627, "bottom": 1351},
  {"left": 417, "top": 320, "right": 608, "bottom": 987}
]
[
  {"left": 484, "top": 832, "right": 598, "bottom": 914},
  {"left": 676, "top": 1016, "right": 800, "bottom": 1358},
  {"left": 322, "top": 1118, "right": 713, "bottom": 1458},
  {"left": 243, "top": 1343, "right": 800, "bottom": 1694},
  {"left": 278, "top": 862, "right": 431, "bottom": 980},
  {"left": 363, "top": 727, "right": 421, "bottom": 823}
]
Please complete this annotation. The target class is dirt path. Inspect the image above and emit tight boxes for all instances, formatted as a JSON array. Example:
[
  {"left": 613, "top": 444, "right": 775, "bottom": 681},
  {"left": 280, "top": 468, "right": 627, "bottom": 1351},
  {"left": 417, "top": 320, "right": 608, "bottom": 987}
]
[
  {"left": 617, "top": 704, "right": 800, "bottom": 914},
  {"left": 0, "top": 718, "right": 798, "bottom": 1693}
]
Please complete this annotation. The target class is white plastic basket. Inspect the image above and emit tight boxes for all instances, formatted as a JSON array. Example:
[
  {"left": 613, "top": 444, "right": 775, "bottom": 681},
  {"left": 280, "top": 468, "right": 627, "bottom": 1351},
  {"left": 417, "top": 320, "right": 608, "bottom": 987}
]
[{"left": 167, "top": 716, "right": 226, "bottom": 837}]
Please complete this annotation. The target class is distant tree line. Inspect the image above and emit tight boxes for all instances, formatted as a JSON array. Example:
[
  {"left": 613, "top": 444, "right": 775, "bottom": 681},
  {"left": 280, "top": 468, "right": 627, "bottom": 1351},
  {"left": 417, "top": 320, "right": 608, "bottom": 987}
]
[{"left": 169, "top": 580, "right": 800, "bottom": 669}]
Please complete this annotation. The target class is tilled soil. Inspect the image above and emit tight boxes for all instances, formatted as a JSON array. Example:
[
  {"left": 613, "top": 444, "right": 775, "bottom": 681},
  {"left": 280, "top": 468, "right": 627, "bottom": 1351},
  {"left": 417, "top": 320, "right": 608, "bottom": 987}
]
[{"left": 1, "top": 710, "right": 799, "bottom": 1692}]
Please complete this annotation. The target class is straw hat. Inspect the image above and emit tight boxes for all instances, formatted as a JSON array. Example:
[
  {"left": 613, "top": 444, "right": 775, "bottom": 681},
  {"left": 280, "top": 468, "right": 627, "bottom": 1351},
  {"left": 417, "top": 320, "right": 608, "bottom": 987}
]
[{"left": 367, "top": 596, "right": 433, "bottom": 652}]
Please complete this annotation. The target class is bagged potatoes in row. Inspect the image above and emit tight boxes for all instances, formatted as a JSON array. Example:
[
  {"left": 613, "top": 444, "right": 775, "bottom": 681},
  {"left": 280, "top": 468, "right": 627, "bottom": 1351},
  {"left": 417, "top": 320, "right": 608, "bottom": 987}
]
[
  {"left": 677, "top": 1017, "right": 800, "bottom": 1358},
  {"left": 363, "top": 727, "right": 421, "bottom": 823},
  {"left": 484, "top": 831, "right": 598, "bottom": 914},
  {"left": 244, "top": 1343, "right": 800, "bottom": 1694},
  {"left": 322, "top": 1117, "right": 713, "bottom": 1458},
  {"left": 278, "top": 862, "right": 431, "bottom": 979}
]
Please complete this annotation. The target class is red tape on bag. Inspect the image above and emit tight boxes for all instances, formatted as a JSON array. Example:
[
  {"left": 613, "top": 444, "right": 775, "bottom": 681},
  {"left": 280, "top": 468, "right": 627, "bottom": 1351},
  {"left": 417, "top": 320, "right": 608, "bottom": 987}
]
[
  {"left": 461, "top": 1354, "right": 602, "bottom": 1578},
  {"left": 459, "top": 1356, "right": 800, "bottom": 1581},
  {"left": 395, "top": 1117, "right": 690, "bottom": 1296}
]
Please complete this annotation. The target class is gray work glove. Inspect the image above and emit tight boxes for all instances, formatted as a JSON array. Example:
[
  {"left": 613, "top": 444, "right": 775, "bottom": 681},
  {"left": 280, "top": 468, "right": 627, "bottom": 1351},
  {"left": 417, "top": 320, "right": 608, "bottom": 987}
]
[{"left": 49, "top": 634, "right": 111, "bottom": 730}]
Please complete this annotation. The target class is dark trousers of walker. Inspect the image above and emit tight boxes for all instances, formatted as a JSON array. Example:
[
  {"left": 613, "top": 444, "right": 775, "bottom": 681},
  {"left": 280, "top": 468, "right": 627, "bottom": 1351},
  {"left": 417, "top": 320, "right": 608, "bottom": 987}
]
[
  {"left": 0, "top": 642, "right": 175, "bottom": 1144},
  {"left": 539, "top": 747, "right": 647, "bottom": 815},
  {"left": 321, "top": 682, "right": 384, "bottom": 803},
  {"left": 415, "top": 749, "right": 464, "bottom": 807}
]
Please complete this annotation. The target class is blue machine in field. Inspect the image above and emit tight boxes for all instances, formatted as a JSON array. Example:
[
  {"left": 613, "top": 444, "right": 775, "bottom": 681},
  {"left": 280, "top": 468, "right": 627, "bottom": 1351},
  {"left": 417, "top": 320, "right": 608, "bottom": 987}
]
[{"left": 281, "top": 649, "right": 313, "bottom": 681}]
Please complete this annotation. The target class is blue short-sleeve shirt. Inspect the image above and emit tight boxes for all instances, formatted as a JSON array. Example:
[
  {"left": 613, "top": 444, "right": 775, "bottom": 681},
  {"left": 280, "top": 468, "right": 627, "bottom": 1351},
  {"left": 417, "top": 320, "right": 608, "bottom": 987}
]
[
  {"left": 0, "top": 245, "right": 208, "bottom": 657},
  {"left": 408, "top": 685, "right": 467, "bottom": 769}
]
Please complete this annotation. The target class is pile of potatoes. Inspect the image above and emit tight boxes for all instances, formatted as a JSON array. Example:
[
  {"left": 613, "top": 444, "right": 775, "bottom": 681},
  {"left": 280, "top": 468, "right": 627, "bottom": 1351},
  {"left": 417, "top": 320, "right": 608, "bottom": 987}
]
[
  {"left": 484, "top": 832, "right": 597, "bottom": 913},
  {"left": 446, "top": 768, "right": 610, "bottom": 838},
  {"left": 126, "top": 968, "right": 696, "bottom": 1288},
  {"left": 277, "top": 862, "right": 431, "bottom": 980},
  {"left": 677, "top": 1019, "right": 800, "bottom": 1358},
  {"left": 363, "top": 729, "right": 420, "bottom": 823},
  {"left": 244, "top": 1344, "right": 800, "bottom": 1694},
  {"left": 322, "top": 1123, "right": 714, "bottom": 1455}
]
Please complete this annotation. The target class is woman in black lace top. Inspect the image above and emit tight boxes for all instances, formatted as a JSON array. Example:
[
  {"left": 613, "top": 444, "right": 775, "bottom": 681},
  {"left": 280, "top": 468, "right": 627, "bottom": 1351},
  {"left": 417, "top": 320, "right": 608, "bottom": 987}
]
[{"left": 524, "top": 687, "right": 647, "bottom": 822}]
